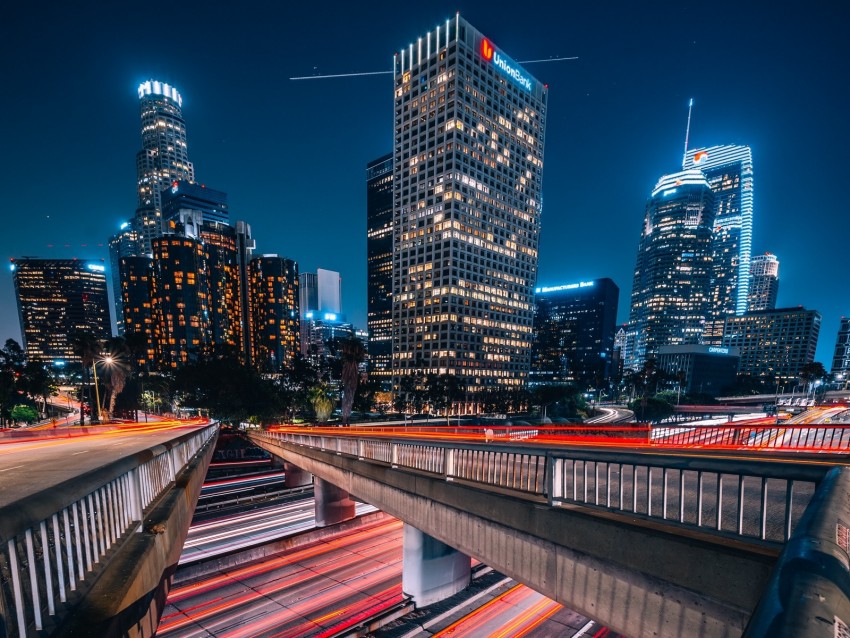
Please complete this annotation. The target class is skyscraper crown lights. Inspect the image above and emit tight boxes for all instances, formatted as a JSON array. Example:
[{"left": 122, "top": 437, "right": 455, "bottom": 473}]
[
  {"left": 650, "top": 169, "right": 710, "bottom": 197},
  {"left": 138, "top": 80, "right": 183, "bottom": 107}
]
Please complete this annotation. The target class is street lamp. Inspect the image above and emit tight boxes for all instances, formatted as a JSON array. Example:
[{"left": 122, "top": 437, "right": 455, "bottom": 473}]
[{"left": 91, "top": 356, "right": 114, "bottom": 424}]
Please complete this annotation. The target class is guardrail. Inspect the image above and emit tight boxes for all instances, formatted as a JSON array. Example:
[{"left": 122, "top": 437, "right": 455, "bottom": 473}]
[
  {"left": 651, "top": 421, "right": 850, "bottom": 452},
  {"left": 253, "top": 428, "right": 827, "bottom": 546},
  {"left": 0, "top": 422, "right": 218, "bottom": 638}
]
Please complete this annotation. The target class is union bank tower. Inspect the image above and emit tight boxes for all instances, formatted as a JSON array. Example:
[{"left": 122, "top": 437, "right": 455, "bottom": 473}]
[{"left": 391, "top": 14, "right": 547, "bottom": 410}]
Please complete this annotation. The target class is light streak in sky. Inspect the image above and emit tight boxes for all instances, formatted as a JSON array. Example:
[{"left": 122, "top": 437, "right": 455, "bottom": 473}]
[{"left": 290, "top": 56, "right": 578, "bottom": 80}]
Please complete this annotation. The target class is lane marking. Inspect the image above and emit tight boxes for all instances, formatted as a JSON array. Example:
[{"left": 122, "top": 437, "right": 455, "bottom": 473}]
[{"left": 0, "top": 465, "right": 25, "bottom": 473}]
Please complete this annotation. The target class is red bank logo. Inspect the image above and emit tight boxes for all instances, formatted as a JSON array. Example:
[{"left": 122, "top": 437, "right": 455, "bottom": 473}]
[
  {"left": 481, "top": 39, "right": 494, "bottom": 61},
  {"left": 693, "top": 151, "right": 709, "bottom": 164}
]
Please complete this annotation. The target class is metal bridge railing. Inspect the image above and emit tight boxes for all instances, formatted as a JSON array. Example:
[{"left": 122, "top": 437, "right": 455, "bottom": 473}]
[
  {"left": 253, "top": 429, "right": 827, "bottom": 547},
  {"left": 0, "top": 423, "right": 218, "bottom": 638}
]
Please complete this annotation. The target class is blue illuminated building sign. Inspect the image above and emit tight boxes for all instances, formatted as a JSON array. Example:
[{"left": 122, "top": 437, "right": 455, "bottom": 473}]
[
  {"left": 481, "top": 38, "right": 532, "bottom": 92},
  {"left": 535, "top": 281, "right": 594, "bottom": 294}
]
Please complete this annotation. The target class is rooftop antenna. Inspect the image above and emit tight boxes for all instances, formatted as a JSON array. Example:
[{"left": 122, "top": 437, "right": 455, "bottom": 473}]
[{"left": 683, "top": 98, "right": 694, "bottom": 157}]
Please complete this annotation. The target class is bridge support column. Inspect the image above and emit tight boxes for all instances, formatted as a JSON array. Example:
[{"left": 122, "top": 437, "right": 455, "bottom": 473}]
[
  {"left": 314, "top": 477, "right": 355, "bottom": 527},
  {"left": 283, "top": 461, "right": 313, "bottom": 488},
  {"left": 402, "top": 524, "right": 470, "bottom": 608}
]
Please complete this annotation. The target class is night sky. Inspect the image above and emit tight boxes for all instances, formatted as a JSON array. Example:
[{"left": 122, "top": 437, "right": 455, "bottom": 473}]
[{"left": 2, "top": 1, "right": 847, "bottom": 366}]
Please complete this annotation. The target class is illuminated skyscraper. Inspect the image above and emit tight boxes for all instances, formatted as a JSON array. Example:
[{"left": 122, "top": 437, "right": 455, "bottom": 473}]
[
  {"left": 628, "top": 170, "right": 715, "bottom": 367},
  {"left": 531, "top": 279, "right": 619, "bottom": 385},
  {"left": 831, "top": 318, "right": 850, "bottom": 379},
  {"left": 391, "top": 15, "right": 547, "bottom": 408},
  {"left": 150, "top": 235, "right": 210, "bottom": 368},
  {"left": 119, "top": 255, "right": 154, "bottom": 365},
  {"left": 747, "top": 252, "right": 779, "bottom": 312},
  {"left": 366, "top": 153, "right": 393, "bottom": 388},
  {"left": 11, "top": 258, "right": 111, "bottom": 364},
  {"left": 199, "top": 221, "right": 242, "bottom": 353},
  {"left": 683, "top": 145, "right": 753, "bottom": 343},
  {"left": 108, "top": 222, "right": 141, "bottom": 334},
  {"left": 248, "top": 255, "right": 300, "bottom": 372},
  {"left": 135, "top": 80, "right": 195, "bottom": 252}
]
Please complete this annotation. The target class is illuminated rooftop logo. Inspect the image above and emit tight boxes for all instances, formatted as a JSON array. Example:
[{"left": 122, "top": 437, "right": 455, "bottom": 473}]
[
  {"left": 138, "top": 80, "right": 183, "bottom": 107},
  {"left": 481, "top": 38, "right": 532, "bottom": 92},
  {"left": 535, "top": 281, "right": 595, "bottom": 294},
  {"left": 693, "top": 150, "right": 709, "bottom": 165}
]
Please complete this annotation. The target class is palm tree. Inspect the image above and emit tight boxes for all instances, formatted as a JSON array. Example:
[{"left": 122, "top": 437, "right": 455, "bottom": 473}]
[
  {"left": 71, "top": 332, "right": 102, "bottom": 424},
  {"left": 309, "top": 384, "right": 335, "bottom": 423},
  {"left": 338, "top": 336, "right": 366, "bottom": 425},
  {"left": 103, "top": 337, "right": 132, "bottom": 420}
]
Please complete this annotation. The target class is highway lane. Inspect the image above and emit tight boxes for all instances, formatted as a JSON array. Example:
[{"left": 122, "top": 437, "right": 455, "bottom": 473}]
[
  {"left": 180, "top": 496, "right": 378, "bottom": 563},
  {"left": 0, "top": 419, "right": 211, "bottom": 508},
  {"left": 430, "top": 583, "right": 616, "bottom": 638},
  {"left": 160, "top": 518, "right": 405, "bottom": 637}
]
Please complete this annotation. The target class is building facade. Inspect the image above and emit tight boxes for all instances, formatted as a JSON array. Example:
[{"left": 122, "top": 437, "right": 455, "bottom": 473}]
[
  {"left": 136, "top": 81, "right": 194, "bottom": 220},
  {"left": 832, "top": 317, "right": 850, "bottom": 378},
  {"left": 119, "top": 255, "right": 154, "bottom": 365},
  {"left": 683, "top": 145, "right": 754, "bottom": 344},
  {"left": 366, "top": 153, "right": 394, "bottom": 388},
  {"left": 530, "top": 278, "right": 619, "bottom": 386},
  {"left": 722, "top": 307, "right": 821, "bottom": 383},
  {"left": 149, "top": 235, "right": 210, "bottom": 368},
  {"left": 656, "top": 344, "right": 740, "bottom": 397},
  {"left": 628, "top": 169, "right": 715, "bottom": 368},
  {"left": 108, "top": 223, "right": 141, "bottom": 334},
  {"left": 162, "top": 180, "right": 228, "bottom": 227},
  {"left": 747, "top": 252, "right": 779, "bottom": 312},
  {"left": 391, "top": 15, "right": 547, "bottom": 407},
  {"left": 248, "top": 255, "right": 300, "bottom": 372},
  {"left": 11, "top": 258, "right": 111, "bottom": 364}
]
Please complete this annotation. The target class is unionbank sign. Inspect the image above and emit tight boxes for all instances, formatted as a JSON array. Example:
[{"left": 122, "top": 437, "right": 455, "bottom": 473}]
[{"left": 481, "top": 38, "right": 532, "bottom": 92}]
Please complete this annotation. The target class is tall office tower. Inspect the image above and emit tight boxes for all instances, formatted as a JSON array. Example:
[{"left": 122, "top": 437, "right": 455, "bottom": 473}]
[
  {"left": 199, "top": 221, "right": 242, "bottom": 353},
  {"left": 747, "top": 253, "right": 779, "bottom": 312},
  {"left": 391, "top": 15, "right": 547, "bottom": 407},
  {"left": 722, "top": 307, "right": 821, "bottom": 384},
  {"left": 683, "top": 145, "right": 754, "bottom": 344},
  {"left": 162, "top": 181, "right": 229, "bottom": 227},
  {"left": 530, "top": 279, "right": 619, "bottom": 385},
  {"left": 832, "top": 318, "right": 850, "bottom": 378},
  {"left": 236, "top": 221, "right": 256, "bottom": 362},
  {"left": 299, "top": 269, "right": 342, "bottom": 318},
  {"left": 248, "top": 255, "right": 300, "bottom": 372},
  {"left": 119, "top": 255, "right": 154, "bottom": 365},
  {"left": 366, "top": 153, "right": 394, "bottom": 388},
  {"left": 135, "top": 80, "right": 195, "bottom": 252},
  {"left": 628, "top": 169, "right": 716, "bottom": 367},
  {"left": 108, "top": 222, "right": 141, "bottom": 334},
  {"left": 150, "top": 235, "right": 210, "bottom": 368},
  {"left": 11, "top": 258, "right": 111, "bottom": 364},
  {"left": 301, "top": 316, "right": 355, "bottom": 365}
]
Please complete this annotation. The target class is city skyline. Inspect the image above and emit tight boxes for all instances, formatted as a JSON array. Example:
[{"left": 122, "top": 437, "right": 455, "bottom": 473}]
[{"left": 1, "top": 1, "right": 847, "bottom": 366}]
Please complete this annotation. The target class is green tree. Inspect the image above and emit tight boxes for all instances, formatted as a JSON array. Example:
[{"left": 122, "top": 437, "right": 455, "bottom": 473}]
[
  {"left": 629, "top": 395, "right": 674, "bottom": 423},
  {"left": 11, "top": 404, "right": 38, "bottom": 424},
  {"left": 425, "top": 374, "right": 464, "bottom": 424},
  {"left": 19, "top": 360, "right": 57, "bottom": 417},
  {"left": 309, "top": 384, "right": 335, "bottom": 423}
]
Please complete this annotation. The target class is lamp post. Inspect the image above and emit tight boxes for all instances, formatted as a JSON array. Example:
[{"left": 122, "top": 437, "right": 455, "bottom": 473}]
[{"left": 91, "top": 356, "right": 114, "bottom": 424}]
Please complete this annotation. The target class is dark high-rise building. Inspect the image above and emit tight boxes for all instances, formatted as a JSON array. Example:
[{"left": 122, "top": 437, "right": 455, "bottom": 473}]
[
  {"left": 366, "top": 153, "right": 393, "bottom": 388},
  {"left": 199, "top": 221, "right": 242, "bottom": 353},
  {"left": 119, "top": 255, "right": 154, "bottom": 365},
  {"left": 150, "top": 236, "right": 210, "bottom": 368},
  {"left": 628, "top": 169, "right": 715, "bottom": 368},
  {"left": 722, "top": 307, "right": 821, "bottom": 384},
  {"left": 248, "top": 255, "right": 300, "bottom": 372},
  {"left": 530, "top": 278, "right": 619, "bottom": 385},
  {"left": 392, "top": 15, "right": 548, "bottom": 408},
  {"left": 236, "top": 221, "right": 256, "bottom": 363},
  {"left": 683, "top": 145, "right": 754, "bottom": 344},
  {"left": 747, "top": 253, "right": 779, "bottom": 312},
  {"left": 831, "top": 317, "right": 850, "bottom": 378},
  {"left": 135, "top": 80, "right": 195, "bottom": 253},
  {"left": 11, "top": 258, "right": 111, "bottom": 364},
  {"left": 162, "top": 180, "right": 228, "bottom": 227},
  {"left": 108, "top": 222, "right": 141, "bottom": 334}
]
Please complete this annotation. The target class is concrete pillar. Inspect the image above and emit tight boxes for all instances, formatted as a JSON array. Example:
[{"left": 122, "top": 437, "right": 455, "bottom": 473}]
[
  {"left": 314, "top": 477, "right": 355, "bottom": 527},
  {"left": 402, "top": 524, "right": 471, "bottom": 607},
  {"left": 283, "top": 461, "right": 313, "bottom": 488}
]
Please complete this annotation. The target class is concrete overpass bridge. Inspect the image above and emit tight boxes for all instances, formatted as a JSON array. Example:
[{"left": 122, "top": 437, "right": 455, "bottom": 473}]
[
  {"left": 0, "top": 420, "right": 217, "bottom": 637},
  {"left": 248, "top": 424, "right": 850, "bottom": 638}
]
